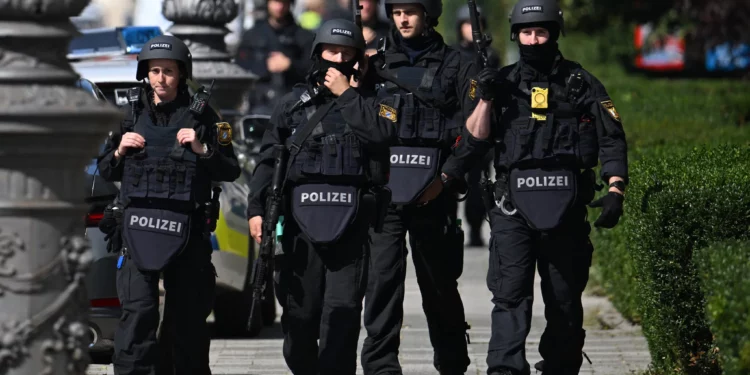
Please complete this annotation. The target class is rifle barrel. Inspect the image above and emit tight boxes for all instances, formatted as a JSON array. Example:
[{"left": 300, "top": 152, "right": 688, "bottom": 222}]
[
  {"left": 467, "top": 0, "right": 488, "bottom": 68},
  {"left": 353, "top": 0, "right": 362, "bottom": 28}
]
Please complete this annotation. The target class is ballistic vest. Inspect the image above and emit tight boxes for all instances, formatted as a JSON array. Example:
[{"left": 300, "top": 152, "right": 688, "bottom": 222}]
[
  {"left": 494, "top": 60, "right": 599, "bottom": 172},
  {"left": 284, "top": 90, "right": 372, "bottom": 188},
  {"left": 119, "top": 101, "right": 211, "bottom": 211},
  {"left": 375, "top": 57, "right": 461, "bottom": 148}
]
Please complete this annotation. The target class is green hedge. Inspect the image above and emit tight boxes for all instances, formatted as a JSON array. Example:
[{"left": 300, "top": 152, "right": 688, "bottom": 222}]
[
  {"left": 564, "top": 30, "right": 750, "bottom": 326},
  {"left": 695, "top": 241, "right": 750, "bottom": 375},
  {"left": 614, "top": 146, "right": 750, "bottom": 374}
]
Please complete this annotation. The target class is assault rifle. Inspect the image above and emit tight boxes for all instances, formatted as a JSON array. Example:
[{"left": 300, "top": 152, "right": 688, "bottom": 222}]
[
  {"left": 204, "top": 186, "right": 222, "bottom": 238},
  {"left": 352, "top": 0, "right": 364, "bottom": 83},
  {"left": 353, "top": 0, "right": 362, "bottom": 29},
  {"left": 467, "top": 0, "right": 492, "bottom": 69},
  {"left": 248, "top": 144, "right": 289, "bottom": 329}
]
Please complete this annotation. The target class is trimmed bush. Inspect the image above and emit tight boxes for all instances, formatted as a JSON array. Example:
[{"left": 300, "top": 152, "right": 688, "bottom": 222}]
[
  {"left": 587, "top": 213, "right": 640, "bottom": 321},
  {"left": 621, "top": 146, "right": 750, "bottom": 374},
  {"left": 587, "top": 146, "right": 724, "bottom": 325},
  {"left": 560, "top": 32, "right": 750, "bottom": 327},
  {"left": 695, "top": 241, "right": 750, "bottom": 375}
]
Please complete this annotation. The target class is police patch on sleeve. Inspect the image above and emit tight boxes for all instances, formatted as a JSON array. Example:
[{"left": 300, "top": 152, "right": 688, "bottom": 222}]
[
  {"left": 469, "top": 79, "right": 477, "bottom": 100},
  {"left": 379, "top": 104, "right": 398, "bottom": 122},
  {"left": 600, "top": 100, "right": 621, "bottom": 122},
  {"left": 216, "top": 122, "right": 232, "bottom": 146}
]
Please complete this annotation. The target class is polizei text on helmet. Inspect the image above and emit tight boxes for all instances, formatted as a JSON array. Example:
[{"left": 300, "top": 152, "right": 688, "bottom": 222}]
[
  {"left": 331, "top": 28, "right": 353, "bottom": 38},
  {"left": 150, "top": 43, "right": 172, "bottom": 50},
  {"left": 521, "top": 5, "right": 543, "bottom": 13}
]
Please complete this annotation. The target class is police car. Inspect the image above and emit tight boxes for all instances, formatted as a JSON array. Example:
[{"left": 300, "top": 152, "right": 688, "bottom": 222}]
[{"left": 73, "top": 26, "right": 275, "bottom": 360}]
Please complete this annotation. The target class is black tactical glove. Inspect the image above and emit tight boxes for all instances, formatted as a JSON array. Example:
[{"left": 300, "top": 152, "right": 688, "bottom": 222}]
[
  {"left": 588, "top": 192, "right": 624, "bottom": 229},
  {"left": 104, "top": 228, "right": 122, "bottom": 253},
  {"left": 474, "top": 67, "right": 502, "bottom": 101}
]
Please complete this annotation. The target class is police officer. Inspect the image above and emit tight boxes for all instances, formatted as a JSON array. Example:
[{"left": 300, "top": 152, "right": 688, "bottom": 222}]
[
  {"left": 358, "top": 0, "right": 478, "bottom": 373},
  {"left": 246, "top": 19, "right": 395, "bottom": 374},
  {"left": 454, "top": 4, "right": 500, "bottom": 68},
  {"left": 97, "top": 35, "right": 241, "bottom": 375},
  {"left": 455, "top": 0, "right": 629, "bottom": 373},
  {"left": 328, "top": 0, "right": 390, "bottom": 56},
  {"left": 235, "top": 0, "right": 315, "bottom": 115},
  {"left": 454, "top": 3, "right": 499, "bottom": 246}
]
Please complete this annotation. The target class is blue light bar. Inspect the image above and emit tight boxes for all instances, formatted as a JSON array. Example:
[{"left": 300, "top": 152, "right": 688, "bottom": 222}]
[{"left": 119, "top": 26, "right": 163, "bottom": 54}]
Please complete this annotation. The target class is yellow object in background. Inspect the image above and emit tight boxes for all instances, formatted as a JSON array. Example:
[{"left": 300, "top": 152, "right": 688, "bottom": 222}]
[
  {"left": 213, "top": 208, "right": 249, "bottom": 258},
  {"left": 300, "top": 11, "right": 322, "bottom": 31}
]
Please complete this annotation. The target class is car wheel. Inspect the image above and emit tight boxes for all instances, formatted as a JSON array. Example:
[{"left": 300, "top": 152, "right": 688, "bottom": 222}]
[
  {"left": 89, "top": 350, "right": 113, "bottom": 365},
  {"left": 213, "top": 241, "right": 259, "bottom": 338}
]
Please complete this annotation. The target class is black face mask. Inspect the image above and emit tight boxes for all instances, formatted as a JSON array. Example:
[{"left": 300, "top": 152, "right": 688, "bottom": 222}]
[
  {"left": 312, "top": 57, "right": 358, "bottom": 85},
  {"left": 518, "top": 41, "right": 559, "bottom": 73}
]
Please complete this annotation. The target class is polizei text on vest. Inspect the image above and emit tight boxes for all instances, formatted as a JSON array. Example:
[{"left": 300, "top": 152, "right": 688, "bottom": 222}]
[
  {"left": 390, "top": 153, "right": 433, "bottom": 166},
  {"left": 129, "top": 215, "right": 184, "bottom": 234},
  {"left": 517, "top": 175, "right": 570, "bottom": 188},
  {"left": 300, "top": 191, "right": 354, "bottom": 203}
]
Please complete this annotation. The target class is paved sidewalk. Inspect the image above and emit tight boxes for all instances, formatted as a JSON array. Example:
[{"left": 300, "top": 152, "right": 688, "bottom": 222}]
[{"left": 86, "top": 247, "right": 651, "bottom": 375}]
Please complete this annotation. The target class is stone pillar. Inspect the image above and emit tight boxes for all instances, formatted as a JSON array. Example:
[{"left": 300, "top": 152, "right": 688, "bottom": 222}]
[
  {"left": 0, "top": 1, "right": 123, "bottom": 374},
  {"left": 163, "top": 0, "right": 257, "bottom": 124}
]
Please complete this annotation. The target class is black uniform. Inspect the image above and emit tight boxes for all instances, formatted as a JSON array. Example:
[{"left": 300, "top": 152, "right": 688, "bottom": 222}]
[
  {"left": 246, "top": 19, "right": 395, "bottom": 374},
  {"left": 98, "top": 88, "right": 240, "bottom": 375},
  {"left": 487, "top": 55, "right": 626, "bottom": 375},
  {"left": 453, "top": 3, "right": 500, "bottom": 247},
  {"left": 235, "top": 15, "right": 315, "bottom": 115},
  {"left": 98, "top": 35, "right": 241, "bottom": 375},
  {"left": 359, "top": 19, "right": 479, "bottom": 374},
  {"left": 447, "top": 1, "right": 628, "bottom": 369}
]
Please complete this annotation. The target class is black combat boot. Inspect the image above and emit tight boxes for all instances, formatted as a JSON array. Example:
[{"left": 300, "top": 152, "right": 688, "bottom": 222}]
[
  {"left": 534, "top": 351, "right": 592, "bottom": 374},
  {"left": 534, "top": 360, "right": 544, "bottom": 372}
]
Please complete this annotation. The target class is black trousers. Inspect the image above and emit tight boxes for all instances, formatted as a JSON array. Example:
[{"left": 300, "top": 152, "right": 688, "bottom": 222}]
[
  {"left": 113, "top": 236, "right": 216, "bottom": 375},
  {"left": 464, "top": 151, "right": 493, "bottom": 241},
  {"left": 274, "top": 206, "right": 371, "bottom": 375},
  {"left": 486, "top": 205, "right": 592, "bottom": 375},
  {"left": 361, "top": 192, "right": 469, "bottom": 375}
]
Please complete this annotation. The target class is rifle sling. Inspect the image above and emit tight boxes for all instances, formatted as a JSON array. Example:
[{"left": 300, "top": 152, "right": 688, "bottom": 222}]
[{"left": 289, "top": 99, "right": 335, "bottom": 155}]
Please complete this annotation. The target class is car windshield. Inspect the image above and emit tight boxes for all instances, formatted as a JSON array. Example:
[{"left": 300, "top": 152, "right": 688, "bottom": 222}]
[
  {"left": 86, "top": 142, "right": 108, "bottom": 176},
  {"left": 69, "top": 30, "right": 121, "bottom": 55}
]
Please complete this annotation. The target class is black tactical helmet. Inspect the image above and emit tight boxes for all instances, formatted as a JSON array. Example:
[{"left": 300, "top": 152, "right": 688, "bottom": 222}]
[
  {"left": 456, "top": 4, "right": 487, "bottom": 30},
  {"left": 385, "top": 0, "right": 442, "bottom": 26},
  {"left": 456, "top": 4, "right": 483, "bottom": 24},
  {"left": 310, "top": 19, "right": 366, "bottom": 59},
  {"left": 508, "top": 0, "right": 565, "bottom": 41},
  {"left": 136, "top": 35, "right": 193, "bottom": 81}
]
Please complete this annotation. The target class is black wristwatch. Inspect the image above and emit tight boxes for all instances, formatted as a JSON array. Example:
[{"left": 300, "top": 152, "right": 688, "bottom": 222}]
[{"left": 609, "top": 180, "right": 626, "bottom": 192}]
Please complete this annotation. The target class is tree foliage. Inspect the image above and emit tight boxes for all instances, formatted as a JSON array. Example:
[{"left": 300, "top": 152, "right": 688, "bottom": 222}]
[{"left": 559, "top": 0, "right": 750, "bottom": 45}]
